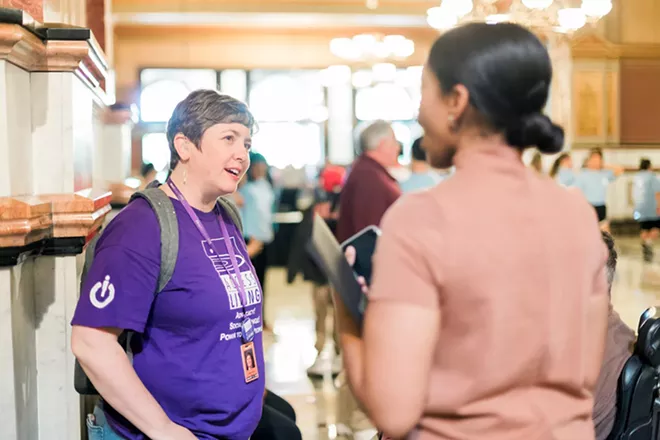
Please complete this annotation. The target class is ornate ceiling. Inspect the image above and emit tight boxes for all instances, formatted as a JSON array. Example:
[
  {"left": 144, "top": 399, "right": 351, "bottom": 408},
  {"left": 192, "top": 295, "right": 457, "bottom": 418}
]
[{"left": 112, "top": 0, "right": 440, "bottom": 28}]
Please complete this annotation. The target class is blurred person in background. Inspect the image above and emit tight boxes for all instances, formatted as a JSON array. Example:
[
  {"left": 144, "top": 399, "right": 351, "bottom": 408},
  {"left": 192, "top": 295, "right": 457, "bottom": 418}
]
[
  {"left": 240, "top": 152, "right": 276, "bottom": 331},
  {"left": 335, "top": 22, "right": 609, "bottom": 440},
  {"left": 400, "top": 136, "right": 446, "bottom": 193},
  {"left": 336, "top": 120, "right": 401, "bottom": 243},
  {"left": 550, "top": 152, "right": 576, "bottom": 187},
  {"left": 139, "top": 162, "right": 159, "bottom": 189},
  {"left": 592, "top": 231, "right": 636, "bottom": 440},
  {"left": 575, "top": 148, "right": 624, "bottom": 232},
  {"left": 632, "top": 158, "right": 660, "bottom": 261},
  {"left": 334, "top": 119, "right": 402, "bottom": 440},
  {"left": 529, "top": 151, "right": 543, "bottom": 174},
  {"left": 305, "top": 162, "right": 345, "bottom": 377}
]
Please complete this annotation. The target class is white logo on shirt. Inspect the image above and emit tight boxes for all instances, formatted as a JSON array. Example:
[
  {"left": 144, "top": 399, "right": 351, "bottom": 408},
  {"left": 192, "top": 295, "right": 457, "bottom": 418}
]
[
  {"left": 201, "top": 237, "right": 262, "bottom": 310},
  {"left": 90, "top": 275, "right": 115, "bottom": 309}
]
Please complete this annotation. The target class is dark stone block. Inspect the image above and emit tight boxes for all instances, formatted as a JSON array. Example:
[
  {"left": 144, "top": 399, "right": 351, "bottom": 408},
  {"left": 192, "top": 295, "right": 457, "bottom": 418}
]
[
  {"left": 0, "top": 7, "right": 23, "bottom": 25},
  {"left": 41, "top": 236, "right": 86, "bottom": 256},
  {"left": 33, "top": 23, "right": 90, "bottom": 41}
]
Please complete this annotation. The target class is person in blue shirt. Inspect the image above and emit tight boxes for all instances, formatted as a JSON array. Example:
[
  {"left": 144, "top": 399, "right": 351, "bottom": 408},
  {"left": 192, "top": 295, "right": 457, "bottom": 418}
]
[
  {"left": 240, "top": 152, "right": 276, "bottom": 330},
  {"left": 575, "top": 148, "right": 624, "bottom": 231},
  {"left": 633, "top": 158, "right": 660, "bottom": 261},
  {"left": 550, "top": 152, "right": 576, "bottom": 187},
  {"left": 400, "top": 137, "right": 449, "bottom": 193}
]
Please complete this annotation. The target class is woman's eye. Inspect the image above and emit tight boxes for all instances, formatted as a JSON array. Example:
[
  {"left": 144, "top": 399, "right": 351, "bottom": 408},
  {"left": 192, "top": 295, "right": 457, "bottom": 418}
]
[
  {"left": 224, "top": 135, "right": 235, "bottom": 143},
  {"left": 245, "top": 143, "right": 252, "bottom": 150}
]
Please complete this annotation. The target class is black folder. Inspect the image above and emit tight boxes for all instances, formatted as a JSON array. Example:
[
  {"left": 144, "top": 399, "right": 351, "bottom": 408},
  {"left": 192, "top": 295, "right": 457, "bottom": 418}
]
[{"left": 305, "top": 213, "right": 366, "bottom": 327}]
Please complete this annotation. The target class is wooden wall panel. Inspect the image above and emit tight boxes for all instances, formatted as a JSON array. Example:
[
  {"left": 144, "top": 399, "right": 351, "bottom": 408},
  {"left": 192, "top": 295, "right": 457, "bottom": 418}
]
[
  {"left": 572, "top": 60, "right": 620, "bottom": 148},
  {"left": 620, "top": 59, "right": 660, "bottom": 144},
  {"left": 574, "top": 70, "right": 604, "bottom": 139},
  {"left": 605, "top": 69, "right": 619, "bottom": 141},
  {"left": 620, "top": 0, "right": 660, "bottom": 44}
]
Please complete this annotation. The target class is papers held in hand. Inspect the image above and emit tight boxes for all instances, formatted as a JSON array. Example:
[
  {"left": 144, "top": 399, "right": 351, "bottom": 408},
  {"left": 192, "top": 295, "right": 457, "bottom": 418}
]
[{"left": 305, "top": 214, "right": 366, "bottom": 327}]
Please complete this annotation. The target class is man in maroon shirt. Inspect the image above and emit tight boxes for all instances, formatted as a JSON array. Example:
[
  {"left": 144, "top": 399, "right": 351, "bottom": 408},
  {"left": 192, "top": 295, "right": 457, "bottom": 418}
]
[
  {"left": 336, "top": 120, "right": 402, "bottom": 243},
  {"left": 335, "top": 120, "right": 402, "bottom": 438}
]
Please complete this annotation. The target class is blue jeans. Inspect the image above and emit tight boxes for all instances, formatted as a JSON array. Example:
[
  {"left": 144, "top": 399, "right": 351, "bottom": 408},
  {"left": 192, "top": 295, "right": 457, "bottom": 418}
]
[{"left": 87, "top": 403, "right": 125, "bottom": 440}]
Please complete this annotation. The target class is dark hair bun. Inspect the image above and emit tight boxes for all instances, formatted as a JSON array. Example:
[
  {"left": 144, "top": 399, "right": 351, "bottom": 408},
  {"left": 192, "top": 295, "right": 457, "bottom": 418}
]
[{"left": 506, "top": 113, "right": 564, "bottom": 154}]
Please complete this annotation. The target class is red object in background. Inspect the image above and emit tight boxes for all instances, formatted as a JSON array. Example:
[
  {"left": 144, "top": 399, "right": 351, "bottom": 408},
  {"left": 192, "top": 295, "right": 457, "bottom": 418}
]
[{"left": 320, "top": 165, "right": 345, "bottom": 193}]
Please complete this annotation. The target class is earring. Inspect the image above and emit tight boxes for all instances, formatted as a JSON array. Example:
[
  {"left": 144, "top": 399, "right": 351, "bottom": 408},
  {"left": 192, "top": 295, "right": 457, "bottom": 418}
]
[
  {"left": 183, "top": 168, "right": 188, "bottom": 185},
  {"left": 448, "top": 114, "right": 457, "bottom": 132}
]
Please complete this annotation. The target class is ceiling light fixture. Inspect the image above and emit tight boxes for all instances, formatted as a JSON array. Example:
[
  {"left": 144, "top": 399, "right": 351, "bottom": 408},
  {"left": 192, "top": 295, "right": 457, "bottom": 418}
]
[
  {"left": 329, "top": 33, "right": 415, "bottom": 62},
  {"left": 426, "top": 0, "right": 613, "bottom": 35}
]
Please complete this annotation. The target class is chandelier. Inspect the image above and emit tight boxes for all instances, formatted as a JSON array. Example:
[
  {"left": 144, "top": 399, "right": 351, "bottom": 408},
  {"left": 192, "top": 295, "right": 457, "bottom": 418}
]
[
  {"left": 427, "top": 0, "right": 613, "bottom": 34},
  {"left": 330, "top": 34, "right": 415, "bottom": 61}
]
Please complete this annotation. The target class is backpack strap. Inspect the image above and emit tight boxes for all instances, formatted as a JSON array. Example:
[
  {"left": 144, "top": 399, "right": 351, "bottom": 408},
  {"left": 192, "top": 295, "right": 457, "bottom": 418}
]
[
  {"left": 129, "top": 187, "right": 179, "bottom": 293},
  {"left": 79, "top": 232, "right": 101, "bottom": 303},
  {"left": 217, "top": 196, "right": 244, "bottom": 237}
]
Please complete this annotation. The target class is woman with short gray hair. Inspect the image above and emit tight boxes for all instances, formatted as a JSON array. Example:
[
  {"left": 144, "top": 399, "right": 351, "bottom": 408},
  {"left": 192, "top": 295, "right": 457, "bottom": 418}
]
[{"left": 71, "top": 90, "right": 264, "bottom": 440}]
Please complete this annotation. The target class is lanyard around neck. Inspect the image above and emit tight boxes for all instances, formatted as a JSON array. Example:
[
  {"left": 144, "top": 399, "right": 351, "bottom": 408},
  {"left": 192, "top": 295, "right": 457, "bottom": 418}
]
[{"left": 167, "top": 179, "right": 249, "bottom": 312}]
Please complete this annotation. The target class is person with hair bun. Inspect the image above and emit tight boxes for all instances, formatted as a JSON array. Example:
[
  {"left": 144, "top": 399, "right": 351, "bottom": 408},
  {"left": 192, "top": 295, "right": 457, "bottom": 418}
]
[{"left": 334, "top": 22, "right": 609, "bottom": 440}]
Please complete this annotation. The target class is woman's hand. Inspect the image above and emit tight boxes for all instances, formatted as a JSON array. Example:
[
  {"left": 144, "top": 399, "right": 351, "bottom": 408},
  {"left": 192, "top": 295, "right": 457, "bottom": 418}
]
[
  {"left": 344, "top": 246, "right": 369, "bottom": 296},
  {"left": 155, "top": 422, "right": 198, "bottom": 440},
  {"left": 246, "top": 239, "right": 264, "bottom": 258}
]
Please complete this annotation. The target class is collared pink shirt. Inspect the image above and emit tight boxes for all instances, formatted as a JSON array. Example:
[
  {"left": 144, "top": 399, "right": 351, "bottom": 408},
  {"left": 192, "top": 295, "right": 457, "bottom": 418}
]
[{"left": 370, "top": 141, "right": 609, "bottom": 440}]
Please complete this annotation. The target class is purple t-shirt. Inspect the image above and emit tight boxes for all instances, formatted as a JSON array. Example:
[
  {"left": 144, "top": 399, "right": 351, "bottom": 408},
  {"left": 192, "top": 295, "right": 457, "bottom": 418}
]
[{"left": 71, "top": 196, "right": 265, "bottom": 440}]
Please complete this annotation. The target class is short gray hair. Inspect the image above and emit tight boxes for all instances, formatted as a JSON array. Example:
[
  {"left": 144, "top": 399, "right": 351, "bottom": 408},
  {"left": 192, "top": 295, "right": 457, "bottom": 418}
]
[
  {"left": 166, "top": 89, "right": 255, "bottom": 170},
  {"left": 358, "top": 120, "right": 394, "bottom": 154}
]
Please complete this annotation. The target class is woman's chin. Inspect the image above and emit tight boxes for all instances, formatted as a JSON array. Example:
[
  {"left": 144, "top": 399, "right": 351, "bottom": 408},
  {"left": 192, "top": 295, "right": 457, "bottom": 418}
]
[{"left": 217, "top": 180, "right": 238, "bottom": 196}]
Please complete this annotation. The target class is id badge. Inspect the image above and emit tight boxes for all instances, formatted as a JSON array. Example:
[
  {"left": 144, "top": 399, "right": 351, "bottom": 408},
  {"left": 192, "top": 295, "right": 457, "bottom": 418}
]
[
  {"left": 240, "top": 341, "right": 259, "bottom": 383},
  {"left": 241, "top": 317, "right": 255, "bottom": 342}
]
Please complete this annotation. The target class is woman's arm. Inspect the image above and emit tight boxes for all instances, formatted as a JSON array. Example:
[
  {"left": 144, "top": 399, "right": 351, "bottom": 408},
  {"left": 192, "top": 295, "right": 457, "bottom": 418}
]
[
  {"left": 336, "top": 195, "right": 442, "bottom": 438},
  {"left": 336, "top": 299, "right": 439, "bottom": 438},
  {"left": 246, "top": 238, "right": 264, "bottom": 257},
  {"left": 604, "top": 164, "right": 624, "bottom": 177},
  {"left": 72, "top": 326, "right": 196, "bottom": 440}
]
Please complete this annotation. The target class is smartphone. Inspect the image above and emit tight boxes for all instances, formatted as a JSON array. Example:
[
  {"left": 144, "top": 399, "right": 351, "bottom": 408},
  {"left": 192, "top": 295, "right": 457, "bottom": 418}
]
[{"left": 340, "top": 225, "right": 381, "bottom": 286}]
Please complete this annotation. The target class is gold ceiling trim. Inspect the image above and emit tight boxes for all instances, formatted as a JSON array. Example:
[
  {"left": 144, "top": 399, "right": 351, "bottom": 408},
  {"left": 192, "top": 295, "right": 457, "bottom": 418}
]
[
  {"left": 112, "top": 0, "right": 439, "bottom": 15},
  {"left": 572, "top": 34, "right": 660, "bottom": 59}
]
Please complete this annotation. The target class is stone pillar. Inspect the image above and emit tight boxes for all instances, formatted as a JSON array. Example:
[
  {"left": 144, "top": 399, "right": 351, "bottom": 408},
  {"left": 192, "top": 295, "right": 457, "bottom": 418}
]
[
  {"left": 548, "top": 34, "right": 574, "bottom": 151},
  {"left": 325, "top": 65, "right": 354, "bottom": 165},
  {"left": 96, "top": 104, "right": 136, "bottom": 189},
  {"left": 0, "top": 29, "right": 40, "bottom": 440},
  {"left": 43, "top": 0, "right": 86, "bottom": 27},
  {"left": 0, "top": 14, "right": 111, "bottom": 440}
]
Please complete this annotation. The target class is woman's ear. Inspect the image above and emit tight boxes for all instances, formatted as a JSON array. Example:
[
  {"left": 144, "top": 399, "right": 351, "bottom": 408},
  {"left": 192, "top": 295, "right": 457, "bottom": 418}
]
[
  {"left": 173, "top": 133, "right": 191, "bottom": 163},
  {"left": 446, "top": 84, "right": 470, "bottom": 121}
]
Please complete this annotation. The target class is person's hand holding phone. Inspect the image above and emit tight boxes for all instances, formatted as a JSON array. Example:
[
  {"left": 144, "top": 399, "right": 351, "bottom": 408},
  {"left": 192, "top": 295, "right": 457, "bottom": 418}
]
[{"left": 344, "top": 246, "right": 369, "bottom": 297}]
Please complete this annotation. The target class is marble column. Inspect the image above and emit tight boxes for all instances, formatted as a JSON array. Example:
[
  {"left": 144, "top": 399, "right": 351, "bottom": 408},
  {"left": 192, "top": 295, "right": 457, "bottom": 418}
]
[
  {"left": 325, "top": 65, "right": 354, "bottom": 165},
  {"left": 548, "top": 34, "right": 574, "bottom": 151},
  {"left": 0, "top": 55, "right": 40, "bottom": 440},
  {"left": 0, "top": 16, "right": 111, "bottom": 440},
  {"left": 31, "top": 70, "right": 87, "bottom": 440},
  {"left": 95, "top": 104, "right": 135, "bottom": 190}
]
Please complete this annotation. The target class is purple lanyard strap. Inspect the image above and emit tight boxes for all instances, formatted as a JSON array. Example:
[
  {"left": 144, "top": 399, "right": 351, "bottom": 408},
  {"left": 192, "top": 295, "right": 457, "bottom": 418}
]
[{"left": 167, "top": 179, "right": 250, "bottom": 312}]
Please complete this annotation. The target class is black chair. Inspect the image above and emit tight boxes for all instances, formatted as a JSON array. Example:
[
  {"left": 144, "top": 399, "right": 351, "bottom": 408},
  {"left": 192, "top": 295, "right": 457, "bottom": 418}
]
[{"left": 609, "top": 307, "right": 660, "bottom": 440}]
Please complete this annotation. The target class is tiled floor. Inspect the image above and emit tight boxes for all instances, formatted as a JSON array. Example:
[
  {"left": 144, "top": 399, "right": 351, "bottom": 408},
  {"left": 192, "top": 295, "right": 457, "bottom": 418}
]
[
  {"left": 262, "top": 268, "right": 344, "bottom": 440},
  {"left": 263, "top": 235, "right": 660, "bottom": 439}
]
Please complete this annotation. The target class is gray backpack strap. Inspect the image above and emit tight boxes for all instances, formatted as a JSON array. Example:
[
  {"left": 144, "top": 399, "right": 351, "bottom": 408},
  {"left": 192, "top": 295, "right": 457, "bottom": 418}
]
[
  {"left": 129, "top": 187, "right": 179, "bottom": 293},
  {"left": 218, "top": 196, "right": 244, "bottom": 237},
  {"left": 80, "top": 233, "right": 100, "bottom": 293}
]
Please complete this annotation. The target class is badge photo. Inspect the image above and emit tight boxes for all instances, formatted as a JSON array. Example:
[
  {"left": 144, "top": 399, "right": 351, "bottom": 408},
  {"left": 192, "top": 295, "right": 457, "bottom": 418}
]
[{"left": 241, "top": 342, "right": 259, "bottom": 383}]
